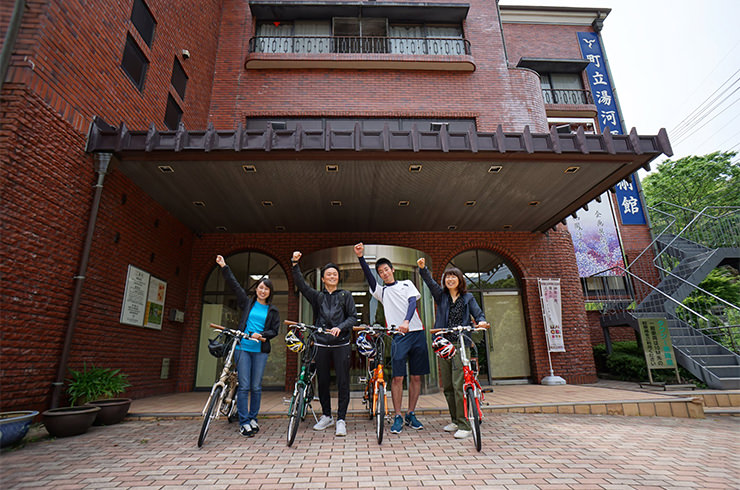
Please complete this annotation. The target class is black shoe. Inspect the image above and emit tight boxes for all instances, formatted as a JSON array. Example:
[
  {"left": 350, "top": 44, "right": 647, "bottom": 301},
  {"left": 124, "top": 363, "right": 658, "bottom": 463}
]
[
  {"left": 240, "top": 424, "right": 254, "bottom": 437},
  {"left": 249, "top": 420, "right": 259, "bottom": 434}
]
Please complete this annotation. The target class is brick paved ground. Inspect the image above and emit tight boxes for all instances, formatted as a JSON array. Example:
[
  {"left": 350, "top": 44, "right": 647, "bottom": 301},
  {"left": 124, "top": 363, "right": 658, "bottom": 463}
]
[{"left": 2, "top": 414, "right": 738, "bottom": 489}]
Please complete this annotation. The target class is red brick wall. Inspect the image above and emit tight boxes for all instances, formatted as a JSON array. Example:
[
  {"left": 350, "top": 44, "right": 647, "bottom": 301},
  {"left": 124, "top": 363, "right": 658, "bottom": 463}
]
[
  {"left": 502, "top": 23, "right": 591, "bottom": 65},
  {"left": 0, "top": 88, "right": 195, "bottom": 413},
  {"left": 208, "top": 0, "right": 548, "bottom": 132},
  {"left": 183, "top": 227, "right": 597, "bottom": 390},
  {"left": 3, "top": 0, "right": 223, "bottom": 133}
]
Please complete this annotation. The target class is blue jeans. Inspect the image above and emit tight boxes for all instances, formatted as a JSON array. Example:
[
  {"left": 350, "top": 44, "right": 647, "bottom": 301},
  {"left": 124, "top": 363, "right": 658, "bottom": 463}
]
[{"left": 234, "top": 350, "right": 268, "bottom": 426}]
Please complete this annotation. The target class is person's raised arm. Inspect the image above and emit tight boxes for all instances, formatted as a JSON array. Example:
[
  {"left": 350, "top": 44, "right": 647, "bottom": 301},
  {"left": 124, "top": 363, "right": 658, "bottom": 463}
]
[
  {"left": 290, "top": 251, "right": 319, "bottom": 304},
  {"left": 217, "top": 255, "right": 248, "bottom": 309},
  {"left": 354, "top": 242, "right": 377, "bottom": 291},
  {"left": 417, "top": 258, "right": 444, "bottom": 302}
]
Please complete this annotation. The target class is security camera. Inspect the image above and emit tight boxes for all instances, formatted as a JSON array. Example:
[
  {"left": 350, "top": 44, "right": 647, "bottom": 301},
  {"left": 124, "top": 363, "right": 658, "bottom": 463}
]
[{"left": 181, "top": 49, "right": 190, "bottom": 59}]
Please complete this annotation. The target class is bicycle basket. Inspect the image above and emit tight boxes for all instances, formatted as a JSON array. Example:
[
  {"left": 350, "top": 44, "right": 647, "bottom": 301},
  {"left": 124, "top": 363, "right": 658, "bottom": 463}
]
[{"left": 208, "top": 332, "right": 234, "bottom": 358}]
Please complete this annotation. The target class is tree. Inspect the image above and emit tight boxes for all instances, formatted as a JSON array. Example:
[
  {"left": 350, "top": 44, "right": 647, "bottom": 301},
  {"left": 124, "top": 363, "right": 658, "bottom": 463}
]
[{"left": 641, "top": 151, "right": 740, "bottom": 211}]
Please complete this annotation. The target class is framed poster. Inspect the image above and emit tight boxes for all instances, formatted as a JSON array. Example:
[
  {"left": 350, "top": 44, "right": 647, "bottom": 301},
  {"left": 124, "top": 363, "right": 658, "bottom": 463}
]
[{"left": 120, "top": 265, "right": 167, "bottom": 329}]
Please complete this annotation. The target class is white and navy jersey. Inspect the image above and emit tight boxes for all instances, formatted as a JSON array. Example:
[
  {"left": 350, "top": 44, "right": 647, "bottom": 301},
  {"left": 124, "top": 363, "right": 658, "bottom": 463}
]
[{"left": 370, "top": 280, "right": 424, "bottom": 332}]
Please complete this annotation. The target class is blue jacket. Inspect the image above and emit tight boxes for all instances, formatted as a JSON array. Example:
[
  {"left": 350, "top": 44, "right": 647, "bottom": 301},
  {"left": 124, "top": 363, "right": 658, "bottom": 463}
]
[
  {"left": 221, "top": 265, "right": 280, "bottom": 354},
  {"left": 419, "top": 267, "right": 486, "bottom": 332}
]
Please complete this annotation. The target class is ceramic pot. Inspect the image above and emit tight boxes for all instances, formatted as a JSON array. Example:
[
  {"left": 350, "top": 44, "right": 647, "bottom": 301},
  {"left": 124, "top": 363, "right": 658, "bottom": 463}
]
[
  {"left": 88, "top": 398, "right": 132, "bottom": 425},
  {"left": 42, "top": 405, "right": 100, "bottom": 438},
  {"left": 0, "top": 411, "right": 39, "bottom": 448}
]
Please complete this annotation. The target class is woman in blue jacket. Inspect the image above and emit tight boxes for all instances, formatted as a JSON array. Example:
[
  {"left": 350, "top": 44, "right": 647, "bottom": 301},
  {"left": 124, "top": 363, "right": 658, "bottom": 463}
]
[
  {"left": 216, "top": 254, "right": 280, "bottom": 438},
  {"left": 417, "top": 258, "right": 488, "bottom": 439}
]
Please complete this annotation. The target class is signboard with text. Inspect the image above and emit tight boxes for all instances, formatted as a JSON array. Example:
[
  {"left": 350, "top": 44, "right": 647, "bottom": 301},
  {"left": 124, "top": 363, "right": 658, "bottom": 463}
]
[
  {"left": 120, "top": 265, "right": 167, "bottom": 330},
  {"left": 638, "top": 318, "right": 676, "bottom": 369}
]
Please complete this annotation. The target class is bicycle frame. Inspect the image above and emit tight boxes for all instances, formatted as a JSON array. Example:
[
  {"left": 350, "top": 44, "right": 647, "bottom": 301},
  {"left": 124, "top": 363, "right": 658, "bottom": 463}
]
[
  {"left": 285, "top": 321, "right": 323, "bottom": 446},
  {"left": 457, "top": 333, "right": 484, "bottom": 421}
]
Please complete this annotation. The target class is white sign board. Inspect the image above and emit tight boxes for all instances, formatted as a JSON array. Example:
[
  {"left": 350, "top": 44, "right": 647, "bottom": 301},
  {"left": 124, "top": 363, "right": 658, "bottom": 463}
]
[
  {"left": 120, "top": 265, "right": 166, "bottom": 330},
  {"left": 538, "top": 278, "right": 566, "bottom": 352}
]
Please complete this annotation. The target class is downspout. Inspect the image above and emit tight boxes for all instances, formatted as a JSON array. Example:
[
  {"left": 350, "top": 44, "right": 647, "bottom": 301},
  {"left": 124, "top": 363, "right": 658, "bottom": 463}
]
[
  {"left": 592, "top": 15, "right": 655, "bottom": 235},
  {"left": 0, "top": 0, "right": 26, "bottom": 93},
  {"left": 50, "top": 152, "right": 113, "bottom": 408}
]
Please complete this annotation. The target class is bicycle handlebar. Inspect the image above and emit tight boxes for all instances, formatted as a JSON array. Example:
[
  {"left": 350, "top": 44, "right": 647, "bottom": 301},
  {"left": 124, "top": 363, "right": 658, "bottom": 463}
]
[
  {"left": 352, "top": 323, "right": 403, "bottom": 335},
  {"left": 430, "top": 323, "right": 490, "bottom": 335},
  {"left": 284, "top": 320, "right": 331, "bottom": 334},
  {"left": 209, "top": 323, "right": 265, "bottom": 341}
]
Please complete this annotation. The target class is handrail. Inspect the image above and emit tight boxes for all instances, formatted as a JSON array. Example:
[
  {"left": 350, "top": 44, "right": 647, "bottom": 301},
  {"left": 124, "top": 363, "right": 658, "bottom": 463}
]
[{"left": 248, "top": 35, "right": 472, "bottom": 56}]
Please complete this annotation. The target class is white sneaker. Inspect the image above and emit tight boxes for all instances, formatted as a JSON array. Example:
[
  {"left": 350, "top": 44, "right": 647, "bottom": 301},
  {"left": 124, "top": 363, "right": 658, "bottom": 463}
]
[
  {"left": 335, "top": 419, "right": 347, "bottom": 436},
  {"left": 313, "top": 415, "right": 335, "bottom": 431},
  {"left": 443, "top": 423, "right": 458, "bottom": 432},
  {"left": 454, "top": 429, "right": 472, "bottom": 439}
]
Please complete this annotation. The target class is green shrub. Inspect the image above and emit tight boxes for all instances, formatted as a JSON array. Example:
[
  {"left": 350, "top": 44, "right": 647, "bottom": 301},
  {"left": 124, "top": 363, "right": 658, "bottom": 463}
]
[
  {"left": 66, "top": 363, "right": 131, "bottom": 406},
  {"left": 606, "top": 352, "right": 647, "bottom": 380}
]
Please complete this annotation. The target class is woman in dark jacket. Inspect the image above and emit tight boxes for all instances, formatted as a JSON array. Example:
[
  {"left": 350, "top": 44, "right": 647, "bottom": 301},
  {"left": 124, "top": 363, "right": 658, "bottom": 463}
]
[
  {"left": 417, "top": 258, "right": 488, "bottom": 440},
  {"left": 216, "top": 254, "right": 280, "bottom": 438}
]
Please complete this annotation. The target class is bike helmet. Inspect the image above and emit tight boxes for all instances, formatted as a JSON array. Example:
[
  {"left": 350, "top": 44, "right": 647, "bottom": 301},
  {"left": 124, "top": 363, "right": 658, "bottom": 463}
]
[
  {"left": 356, "top": 333, "right": 376, "bottom": 357},
  {"left": 285, "top": 330, "right": 304, "bottom": 353},
  {"left": 208, "top": 332, "right": 233, "bottom": 358},
  {"left": 432, "top": 335, "right": 456, "bottom": 360}
]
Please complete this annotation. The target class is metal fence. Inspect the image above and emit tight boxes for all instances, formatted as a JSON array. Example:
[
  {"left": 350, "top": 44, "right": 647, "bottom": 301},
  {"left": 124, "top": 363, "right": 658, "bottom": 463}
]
[{"left": 249, "top": 35, "right": 472, "bottom": 56}]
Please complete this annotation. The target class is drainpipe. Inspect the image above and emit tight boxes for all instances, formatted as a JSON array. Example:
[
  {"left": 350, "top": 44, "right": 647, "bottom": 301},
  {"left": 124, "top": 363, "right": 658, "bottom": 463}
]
[
  {"left": 50, "top": 152, "right": 113, "bottom": 408},
  {"left": 0, "top": 0, "right": 26, "bottom": 93}
]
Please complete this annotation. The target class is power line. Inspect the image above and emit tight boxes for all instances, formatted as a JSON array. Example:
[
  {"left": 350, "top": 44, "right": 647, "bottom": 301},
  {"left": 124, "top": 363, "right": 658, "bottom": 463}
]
[
  {"left": 673, "top": 92, "right": 740, "bottom": 146},
  {"left": 671, "top": 72, "right": 740, "bottom": 140}
]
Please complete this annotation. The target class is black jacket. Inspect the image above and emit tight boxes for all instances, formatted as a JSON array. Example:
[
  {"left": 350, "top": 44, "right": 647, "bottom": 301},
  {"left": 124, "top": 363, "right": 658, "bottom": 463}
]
[
  {"left": 221, "top": 265, "right": 280, "bottom": 354},
  {"left": 420, "top": 266, "right": 486, "bottom": 341},
  {"left": 292, "top": 264, "right": 356, "bottom": 346}
]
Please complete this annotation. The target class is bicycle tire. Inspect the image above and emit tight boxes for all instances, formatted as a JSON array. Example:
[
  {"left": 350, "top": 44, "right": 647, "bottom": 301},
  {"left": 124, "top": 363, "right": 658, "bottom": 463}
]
[
  {"left": 366, "top": 377, "right": 374, "bottom": 419},
  {"left": 466, "top": 386, "right": 481, "bottom": 452},
  {"left": 198, "top": 385, "right": 222, "bottom": 448},
  {"left": 375, "top": 384, "right": 385, "bottom": 445},
  {"left": 287, "top": 388, "right": 304, "bottom": 447}
]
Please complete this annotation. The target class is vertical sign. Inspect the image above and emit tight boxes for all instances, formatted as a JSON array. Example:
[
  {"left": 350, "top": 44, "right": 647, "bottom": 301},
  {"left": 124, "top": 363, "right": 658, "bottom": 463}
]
[
  {"left": 144, "top": 276, "right": 167, "bottom": 329},
  {"left": 638, "top": 318, "right": 676, "bottom": 369},
  {"left": 578, "top": 31, "right": 646, "bottom": 225},
  {"left": 566, "top": 194, "right": 626, "bottom": 276},
  {"left": 538, "top": 279, "right": 565, "bottom": 352}
]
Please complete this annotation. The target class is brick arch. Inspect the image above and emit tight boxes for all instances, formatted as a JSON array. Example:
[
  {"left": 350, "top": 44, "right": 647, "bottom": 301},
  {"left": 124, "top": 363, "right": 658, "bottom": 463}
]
[
  {"left": 437, "top": 239, "right": 528, "bottom": 283},
  {"left": 197, "top": 245, "right": 290, "bottom": 292}
]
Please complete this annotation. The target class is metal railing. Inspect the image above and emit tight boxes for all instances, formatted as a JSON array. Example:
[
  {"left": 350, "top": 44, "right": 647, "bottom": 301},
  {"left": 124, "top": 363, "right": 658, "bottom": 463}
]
[
  {"left": 248, "top": 35, "right": 472, "bottom": 56},
  {"left": 541, "top": 88, "right": 594, "bottom": 105}
]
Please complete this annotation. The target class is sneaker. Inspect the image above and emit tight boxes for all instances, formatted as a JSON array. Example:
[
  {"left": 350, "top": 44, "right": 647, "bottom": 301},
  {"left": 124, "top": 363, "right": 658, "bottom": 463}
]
[
  {"left": 454, "top": 429, "right": 471, "bottom": 439},
  {"left": 405, "top": 411, "right": 424, "bottom": 430},
  {"left": 313, "top": 415, "right": 335, "bottom": 431},
  {"left": 390, "top": 415, "right": 404, "bottom": 434},
  {"left": 249, "top": 419, "right": 259, "bottom": 434},
  {"left": 335, "top": 419, "right": 347, "bottom": 436},
  {"left": 443, "top": 423, "right": 458, "bottom": 432},
  {"left": 240, "top": 424, "right": 254, "bottom": 437}
]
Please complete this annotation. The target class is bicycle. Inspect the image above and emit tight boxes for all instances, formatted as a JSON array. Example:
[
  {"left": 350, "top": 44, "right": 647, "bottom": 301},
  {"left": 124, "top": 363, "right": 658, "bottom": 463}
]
[
  {"left": 198, "top": 323, "right": 256, "bottom": 448},
  {"left": 284, "top": 320, "right": 326, "bottom": 447},
  {"left": 430, "top": 323, "right": 490, "bottom": 451},
  {"left": 354, "top": 323, "right": 401, "bottom": 444}
]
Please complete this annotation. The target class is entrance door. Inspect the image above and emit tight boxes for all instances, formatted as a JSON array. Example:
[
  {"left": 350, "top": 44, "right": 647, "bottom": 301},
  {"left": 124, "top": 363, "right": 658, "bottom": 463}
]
[{"left": 483, "top": 291, "right": 531, "bottom": 379}]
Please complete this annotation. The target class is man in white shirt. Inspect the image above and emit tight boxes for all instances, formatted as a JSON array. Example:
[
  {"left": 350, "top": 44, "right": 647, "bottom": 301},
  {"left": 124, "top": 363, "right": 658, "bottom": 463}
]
[{"left": 354, "top": 242, "right": 429, "bottom": 434}]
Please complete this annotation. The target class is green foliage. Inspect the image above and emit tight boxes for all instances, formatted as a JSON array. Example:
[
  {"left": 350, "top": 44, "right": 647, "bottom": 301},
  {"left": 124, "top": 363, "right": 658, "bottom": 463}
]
[
  {"left": 66, "top": 363, "right": 131, "bottom": 406},
  {"left": 683, "top": 266, "right": 740, "bottom": 316},
  {"left": 592, "top": 341, "right": 704, "bottom": 386},
  {"left": 641, "top": 151, "right": 740, "bottom": 211}
]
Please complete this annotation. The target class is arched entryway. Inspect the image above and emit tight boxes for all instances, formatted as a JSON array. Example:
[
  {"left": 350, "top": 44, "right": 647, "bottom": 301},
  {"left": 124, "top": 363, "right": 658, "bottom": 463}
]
[
  {"left": 195, "top": 251, "right": 289, "bottom": 389},
  {"left": 446, "top": 249, "right": 531, "bottom": 384}
]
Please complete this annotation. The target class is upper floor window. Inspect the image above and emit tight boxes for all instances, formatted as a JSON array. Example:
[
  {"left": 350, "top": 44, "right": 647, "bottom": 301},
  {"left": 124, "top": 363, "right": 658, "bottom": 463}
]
[
  {"left": 252, "top": 18, "right": 467, "bottom": 56},
  {"left": 540, "top": 73, "right": 593, "bottom": 105},
  {"left": 170, "top": 58, "right": 188, "bottom": 100},
  {"left": 121, "top": 34, "right": 149, "bottom": 91},
  {"left": 164, "top": 94, "right": 183, "bottom": 130},
  {"left": 130, "top": 0, "right": 156, "bottom": 47}
]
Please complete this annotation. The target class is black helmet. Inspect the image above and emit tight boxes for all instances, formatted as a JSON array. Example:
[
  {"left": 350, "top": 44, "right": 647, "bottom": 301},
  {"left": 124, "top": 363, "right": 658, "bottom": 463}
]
[{"left": 208, "top": 332, "right": 233, "bottom": 358}]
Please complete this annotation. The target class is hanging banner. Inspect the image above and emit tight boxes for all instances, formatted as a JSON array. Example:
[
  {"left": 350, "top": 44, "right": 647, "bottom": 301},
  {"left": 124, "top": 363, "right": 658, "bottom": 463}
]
[
  {"left": 578, "top": 31, "right": 646, "bottom": 225},
  {"left": 538, "top": 279, "right": 565, "bottom": 352},
  {"left": 566, "top": 193, "right": 626, "bottom": 276}
]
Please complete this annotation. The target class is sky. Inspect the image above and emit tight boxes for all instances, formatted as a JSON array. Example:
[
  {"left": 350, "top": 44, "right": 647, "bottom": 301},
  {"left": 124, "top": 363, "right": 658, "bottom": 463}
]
[{"left": 499, "top": 0, "right": 740, "bottom": 172}]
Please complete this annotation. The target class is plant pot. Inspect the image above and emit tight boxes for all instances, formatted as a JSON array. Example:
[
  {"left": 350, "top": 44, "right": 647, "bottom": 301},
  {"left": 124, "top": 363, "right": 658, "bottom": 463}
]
[
  {"left": 0, "top": 411, "right": 39, "bottom": 448},
  {"left": 88, "top": 398, "right": 132, "bottom": 426},
  {"left": 42, "top": 405, "right": 100, "bottom": 438}
]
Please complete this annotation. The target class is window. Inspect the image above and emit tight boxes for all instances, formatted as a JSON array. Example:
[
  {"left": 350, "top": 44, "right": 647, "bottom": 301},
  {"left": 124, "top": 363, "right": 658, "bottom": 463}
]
[
  {"left": 130, "top": 0, "right": 156, "bottom": 47},
  {"left": 121, "top": 34, "right": 149, "bottom": 91},
  {"left": 164, "top": 94, "right": 182, "bottom": 130},
  {"left": 170, "top": 58, "right": 188, "bottom": 100},
  {"left": 540, "top": 73, "right": 591, "bottom": 104}
]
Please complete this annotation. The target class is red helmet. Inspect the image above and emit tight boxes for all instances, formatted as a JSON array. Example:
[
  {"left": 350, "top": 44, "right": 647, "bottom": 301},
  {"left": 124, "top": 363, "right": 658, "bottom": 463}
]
[{"left": 432, "top": 335, "right": 456, "bottom": 360}]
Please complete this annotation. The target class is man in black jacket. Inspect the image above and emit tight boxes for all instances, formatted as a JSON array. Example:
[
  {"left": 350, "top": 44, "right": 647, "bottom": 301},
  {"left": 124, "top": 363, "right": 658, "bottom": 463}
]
[{"left": 291, "top": 251, "right": 357, "bottom": 437}]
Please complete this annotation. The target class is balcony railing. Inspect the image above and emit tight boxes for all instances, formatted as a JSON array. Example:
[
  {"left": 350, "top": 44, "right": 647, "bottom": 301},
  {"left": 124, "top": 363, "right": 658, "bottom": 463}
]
[
  {"left": 542, "top": 88, "right": 594, "bottom": 105},
  {"left": 249, "top": 35, "right": 472, "bottom": 56}
]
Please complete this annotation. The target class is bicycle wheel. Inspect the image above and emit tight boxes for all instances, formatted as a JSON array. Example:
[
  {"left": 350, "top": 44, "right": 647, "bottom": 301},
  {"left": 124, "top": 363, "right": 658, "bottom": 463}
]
[
  {"left": 287, "top": 387, "right": 304, "bottom": 447},
  {"left": 198, "top": 385, "right": 222, "bottom": 448},
  {"left": 375, "top": 384, "right": 385, "bottom": 445},
  {"left": 365, "top": 377, "right": 374, "bottom": 419},
  {"left": 466, "top": 386, "right": 481, "bottom": 452}
]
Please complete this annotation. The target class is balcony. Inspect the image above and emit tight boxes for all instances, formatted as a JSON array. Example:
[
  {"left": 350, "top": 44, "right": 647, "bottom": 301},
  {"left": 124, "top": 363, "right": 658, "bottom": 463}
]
[
  {"left": 245, "top": 35, "right": 475, "bottom": 71},
  {"left": 542, "top": 88, "right": 594, "bottom": 105}
]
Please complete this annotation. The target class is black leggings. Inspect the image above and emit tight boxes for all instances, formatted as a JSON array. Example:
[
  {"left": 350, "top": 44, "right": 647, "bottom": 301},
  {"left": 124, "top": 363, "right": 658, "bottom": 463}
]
[{"left": 315, "top": 343, "right": 351, "bottom": 420}]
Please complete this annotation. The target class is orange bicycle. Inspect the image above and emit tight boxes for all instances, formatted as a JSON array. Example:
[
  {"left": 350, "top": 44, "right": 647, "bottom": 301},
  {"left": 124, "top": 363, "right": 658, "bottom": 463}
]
[{"left": 354, "top": 323, "right": 400, "bottom": 444}]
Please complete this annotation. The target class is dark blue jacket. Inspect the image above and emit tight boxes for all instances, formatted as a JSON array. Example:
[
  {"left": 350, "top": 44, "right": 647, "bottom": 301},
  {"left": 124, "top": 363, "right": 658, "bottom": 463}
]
[
  {"left": 419, "top": 267, "right": 486, "bottom": 332},
  {"left": 221, "top": 265, "right": 280, "bottom": 354}
]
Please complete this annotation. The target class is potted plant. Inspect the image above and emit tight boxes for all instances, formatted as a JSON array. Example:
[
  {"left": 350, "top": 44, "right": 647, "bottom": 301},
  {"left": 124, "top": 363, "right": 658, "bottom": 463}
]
[
  {"left": 66, "top": 364, "right": 132, "bottom": 426},
  {"left": 0, "top": 410, "right": 39, "bottom": 448}
]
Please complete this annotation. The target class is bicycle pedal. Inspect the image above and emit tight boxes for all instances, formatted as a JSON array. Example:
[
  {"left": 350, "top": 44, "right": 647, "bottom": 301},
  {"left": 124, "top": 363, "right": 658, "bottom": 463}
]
[{"left": 358, "top": 377, "right": 367, "bottom": 384}]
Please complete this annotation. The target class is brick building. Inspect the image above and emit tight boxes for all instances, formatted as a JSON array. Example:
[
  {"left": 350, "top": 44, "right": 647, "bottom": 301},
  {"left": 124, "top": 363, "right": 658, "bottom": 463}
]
[{"left": 1, "top": 0, "right": 671, "bottom": 412}]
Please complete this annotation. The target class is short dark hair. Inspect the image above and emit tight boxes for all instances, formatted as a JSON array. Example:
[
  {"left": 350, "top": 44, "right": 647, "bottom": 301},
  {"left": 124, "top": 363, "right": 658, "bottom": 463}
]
[
  {"left": 321, "top": 262, "right": 339, "bottom": 278},
  {"left": 254, "top": 277, "right": 274, "bottom": 304},
  {"left": 441, "top": 267, "right": 467, "bottom": 295},
  {"left": 375, "top": 258, "right": 393, "bottom": 273}
]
